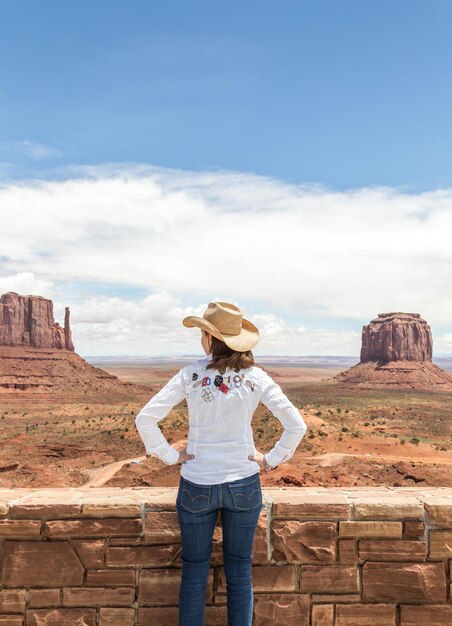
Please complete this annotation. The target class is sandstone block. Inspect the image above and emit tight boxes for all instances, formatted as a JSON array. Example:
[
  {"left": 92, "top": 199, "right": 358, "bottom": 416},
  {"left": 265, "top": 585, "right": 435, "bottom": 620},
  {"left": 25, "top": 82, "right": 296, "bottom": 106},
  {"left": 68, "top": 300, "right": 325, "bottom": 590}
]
[
  {"left": 352, "top": 499, "right": 423, "bottom": 520},
  {"left": 216, "top": 565, "right": 297, "bottom": 594},
  {"left": 311, "top": 594, "right": 360, "bottom": 603},
  {"left": 252, "top": 512, "right": 270, "bottom": 564},
  {"left": 253, "top": 593, "right": 309, "bottom": 626},
  {"left": 300, "top": 565, "right": 358, "bottom": 593},
  {"left": 358, "top": 539, "right": 427, "bottom": 561},
  {"left": 137, "top": 606, "right": 178, "bottom": 625},
  {"left": 86, "top": 569, "right": 135, "bottom": 586},
  {"left": 400, "top": 604, "right": 452, "bottom": 625},
  {"left": 2, "top": 540, "right": 84, "bottom": 587},
  {"left": 403, "top": 521, "right": 425, "bottom": 538},
  {"left": 0, "top": 519, "right": 41, "bottom": 536},
  {"left": 429, "top": 530, "right": 452, "bottom": 558},
  {"left": 312, "top": 604, "right": 334, "bottom": 626},
  {"left": 204, "top": 604, "right": 229, "bottom": 625},
  {"left": 144, "top": 511, "right": 180, "bottom": 543},
  {"left": 106, "top": 544, "right": 180, "bottom": 567},
  {"left": 0, "top": 588, "right": 26, "bottom": 612},
  {"left": 0, "top": 617, "right": 22, "bottom": 626},
  {"left": 99, "top": 607, "right": 135, "bottom": 626},
  {"left": 362, "top": 561, "right": 446, "bottom": 602},
  {"left": 137, "top": 605, "right": 227, "bottom": 625},
  {"left": 339, "top": 521, "right": 402, "bottom": 538},
  {"left": 82, "top": 503, "right": 142, "bottom": 517},
  {"left": 336, "top": 603, "right": 396, "bottom": 626},
  {"left": 72, "top": 539, "right": 105, "bottom": 568},
  {"left": 338, "top": 539, "right": 357, "bottom": 564},
  {"left": 109, "top": 537, "right": 142, "bottom": 546},
  {"left": 45, "top": 517, "right": 142, "bottom": 538},
  {"left": 26, "top": 608, "right": 96, "bottom": 625},
  {"left": 424, "top": 498, "right": 452, "bottom": 527},
  {"left": 28, "top": 588, "right": 60, "bottom": 607},
  {"left": 10, "top": 503, "right": 81, "bottom": 518},
  {"left": 271, "top": 493, "right": 350, "bottom": 519},
  {"left": 271, "top": 520, "right": 336, "bottom": 563},
  {"left": 138, "top": 568, "right": 213, "bottom": 605},
  {"left": 62, "top": 586, "right": 134, "bottom": 606},
  {"left": 142, "top": 491, "right": 179, "bottom": 510}
]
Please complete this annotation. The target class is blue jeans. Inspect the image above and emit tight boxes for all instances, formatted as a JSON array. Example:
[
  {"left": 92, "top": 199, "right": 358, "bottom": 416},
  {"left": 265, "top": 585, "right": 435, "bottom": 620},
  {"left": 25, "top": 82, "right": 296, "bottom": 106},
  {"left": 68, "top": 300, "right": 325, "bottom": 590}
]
[{"left": 176, "top": 471, "right": 263, "bottom": 626}]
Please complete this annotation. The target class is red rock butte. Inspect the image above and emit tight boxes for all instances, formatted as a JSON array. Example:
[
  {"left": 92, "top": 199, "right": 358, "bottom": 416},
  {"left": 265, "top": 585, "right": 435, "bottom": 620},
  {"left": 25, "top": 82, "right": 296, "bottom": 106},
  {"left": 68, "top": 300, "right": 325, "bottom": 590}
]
[
  {"left": 0, "top": 292, "right": 148, "bottom": 400},
  {"left": 334, "top": 312, "right": 452, "bottom": 390}
]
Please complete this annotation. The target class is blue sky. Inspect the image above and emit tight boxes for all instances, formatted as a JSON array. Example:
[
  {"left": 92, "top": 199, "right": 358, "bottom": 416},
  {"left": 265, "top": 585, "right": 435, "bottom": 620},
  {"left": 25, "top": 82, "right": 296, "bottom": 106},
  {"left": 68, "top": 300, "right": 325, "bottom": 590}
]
[
  {"left": 0, "top": 1, "right": 451, "bottom": 356},
  {"left": 2, "top": 0, "right": 452, "bottom": 189}
]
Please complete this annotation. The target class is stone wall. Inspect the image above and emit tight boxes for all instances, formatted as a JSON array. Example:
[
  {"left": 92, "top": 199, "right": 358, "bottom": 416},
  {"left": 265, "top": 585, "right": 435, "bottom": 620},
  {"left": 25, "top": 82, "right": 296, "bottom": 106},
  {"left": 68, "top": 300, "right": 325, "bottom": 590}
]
[{"left": 0, "top": 486, "right": 451, "bottom": 625}]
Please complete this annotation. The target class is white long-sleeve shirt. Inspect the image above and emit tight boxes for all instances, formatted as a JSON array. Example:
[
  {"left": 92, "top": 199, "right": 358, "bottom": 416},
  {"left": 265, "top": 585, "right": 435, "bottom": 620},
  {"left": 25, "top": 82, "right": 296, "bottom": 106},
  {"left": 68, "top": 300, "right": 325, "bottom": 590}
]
[{"left": 134, "top": 355, "right": 307, "bottom": 484}]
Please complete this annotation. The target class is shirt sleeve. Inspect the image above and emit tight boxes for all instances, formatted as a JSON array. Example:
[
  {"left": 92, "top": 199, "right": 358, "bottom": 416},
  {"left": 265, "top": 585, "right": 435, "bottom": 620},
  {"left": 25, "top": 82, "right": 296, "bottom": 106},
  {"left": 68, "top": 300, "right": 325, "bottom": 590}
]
[
  {"left": 259, "top": 369, "right": 307, "bottom": 469},
  {"left": 134, "top": 367, "right": 186, "bottom": 465}
]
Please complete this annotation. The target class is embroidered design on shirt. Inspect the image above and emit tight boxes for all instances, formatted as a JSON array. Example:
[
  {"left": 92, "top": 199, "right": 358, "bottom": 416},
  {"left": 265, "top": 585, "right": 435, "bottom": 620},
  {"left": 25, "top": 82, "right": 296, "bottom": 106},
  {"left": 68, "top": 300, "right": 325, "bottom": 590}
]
[
  {"left": 214, "top": 375, "right": 223, "bottom": 387},
  {"left": 233, "top": 374, "right": 244, "bottom": 388},
  {"left": 193, "top": 379, "right": 203, "bottom": 388},
  {"left": 201, "top": 376, "right": 211, "bottom": 387},
  {"left": 192, "top": 372, "right": 198, "bottom": 381},
  {"left": 218, "top": 382, "right": 230, "bottom": 394},
  {"left": 245, "top": 379, "right": 255, "bottom": 391},
  {"left": 201, "top": 387, "right": 215, "bottom": 402}
]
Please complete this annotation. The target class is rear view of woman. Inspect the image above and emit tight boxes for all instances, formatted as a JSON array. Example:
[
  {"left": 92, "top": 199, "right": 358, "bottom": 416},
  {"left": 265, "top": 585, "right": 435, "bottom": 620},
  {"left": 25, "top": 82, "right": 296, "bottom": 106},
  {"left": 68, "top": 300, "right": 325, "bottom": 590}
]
[{"left": 135, "top": 301, "right": 308, "bottom": 626}]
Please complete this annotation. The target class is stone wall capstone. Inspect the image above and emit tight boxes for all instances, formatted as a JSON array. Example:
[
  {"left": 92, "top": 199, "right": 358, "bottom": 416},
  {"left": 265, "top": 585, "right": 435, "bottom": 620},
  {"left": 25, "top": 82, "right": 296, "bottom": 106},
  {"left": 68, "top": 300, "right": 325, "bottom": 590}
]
[{"left": 0, "top": 486, "right": 451, "bottom": 625}]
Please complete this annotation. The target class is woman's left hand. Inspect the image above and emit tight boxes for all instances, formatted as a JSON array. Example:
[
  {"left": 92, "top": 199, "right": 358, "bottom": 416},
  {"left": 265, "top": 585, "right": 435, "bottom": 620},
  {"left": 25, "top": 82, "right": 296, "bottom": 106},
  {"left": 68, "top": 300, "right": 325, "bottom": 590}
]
[{"left": 248, "top": 449, "right": 272, "bottom": 473}]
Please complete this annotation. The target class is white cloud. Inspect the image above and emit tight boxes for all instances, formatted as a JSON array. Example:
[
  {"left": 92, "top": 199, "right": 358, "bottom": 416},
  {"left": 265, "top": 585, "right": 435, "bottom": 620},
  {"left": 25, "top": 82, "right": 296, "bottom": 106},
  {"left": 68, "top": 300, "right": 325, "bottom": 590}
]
[
  {"left": 0, "top": 163, "right": 451, "bottom": 355},
  {"left": 436, "top": 333, "right": 452, "bottom": 353},
  {"left": 53, "top": 293, "right": 361, "bottom": 357},
  {"left": 0, "top": 141, "right": 62, "bottom": 161},
  {"left": 0, "top": 272, "right": 54, "bottom": 297}
]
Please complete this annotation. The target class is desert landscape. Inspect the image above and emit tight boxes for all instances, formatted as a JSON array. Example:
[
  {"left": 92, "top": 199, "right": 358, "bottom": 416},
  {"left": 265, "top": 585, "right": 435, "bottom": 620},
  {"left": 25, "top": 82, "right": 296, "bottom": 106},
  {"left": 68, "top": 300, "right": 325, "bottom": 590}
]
[{"left": 1, "top": 293, "right": 451, "bottom": 491}]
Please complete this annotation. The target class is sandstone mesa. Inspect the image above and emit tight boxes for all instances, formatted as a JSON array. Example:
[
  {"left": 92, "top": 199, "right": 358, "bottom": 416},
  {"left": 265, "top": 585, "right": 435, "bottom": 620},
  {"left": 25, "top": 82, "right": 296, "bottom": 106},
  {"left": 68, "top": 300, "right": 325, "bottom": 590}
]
[
  {"left": 334, "top": 312, "right": 452, "bottom": 390},
  {"left": 0, "top": 292, "right": 148, "bottom": 400}
]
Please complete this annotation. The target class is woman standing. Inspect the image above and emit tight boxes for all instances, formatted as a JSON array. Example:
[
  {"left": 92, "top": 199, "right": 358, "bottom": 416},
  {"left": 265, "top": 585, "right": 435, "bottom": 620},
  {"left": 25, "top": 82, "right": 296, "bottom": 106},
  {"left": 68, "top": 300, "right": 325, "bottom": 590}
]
[{"left": 135, "top": 301, "right": 307, "bottom": 626}]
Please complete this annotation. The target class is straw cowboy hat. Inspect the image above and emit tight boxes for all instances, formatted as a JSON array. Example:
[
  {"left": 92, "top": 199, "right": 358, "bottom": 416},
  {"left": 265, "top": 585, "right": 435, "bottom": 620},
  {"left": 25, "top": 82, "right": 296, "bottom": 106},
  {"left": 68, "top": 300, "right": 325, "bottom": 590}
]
[{"left": 182, "top": 301, "right": 260, "bottom": 352}]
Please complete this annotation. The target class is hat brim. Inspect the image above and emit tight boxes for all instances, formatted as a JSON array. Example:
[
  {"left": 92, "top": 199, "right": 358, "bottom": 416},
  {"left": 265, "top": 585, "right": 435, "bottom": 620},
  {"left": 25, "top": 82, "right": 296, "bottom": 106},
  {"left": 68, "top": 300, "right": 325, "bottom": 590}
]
[{"left": 182, "top": 315, "right": 260, "bottom": 352}]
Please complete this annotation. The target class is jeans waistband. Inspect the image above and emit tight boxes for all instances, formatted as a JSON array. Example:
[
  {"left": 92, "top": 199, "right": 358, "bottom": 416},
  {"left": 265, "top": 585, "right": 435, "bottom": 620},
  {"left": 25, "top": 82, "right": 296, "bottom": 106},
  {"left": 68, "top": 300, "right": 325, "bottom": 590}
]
[{"left": 181, "top": 471, "right": 260, "bottom": 488}]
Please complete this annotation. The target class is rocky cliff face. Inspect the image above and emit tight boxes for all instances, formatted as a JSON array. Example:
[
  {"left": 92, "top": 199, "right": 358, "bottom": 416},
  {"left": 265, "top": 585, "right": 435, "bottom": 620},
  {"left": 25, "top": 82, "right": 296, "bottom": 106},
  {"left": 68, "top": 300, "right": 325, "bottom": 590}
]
[
  {"left": 0, "top": 292, "right": 74, "bottom": 351},
  {"left": 0, "top": 291, "right": 148, "bottom": 399},
  {"left": 334, "top": 312, "right": 452, "bottom": 390},
  {"left": 361, "top": 312, "right": 432, "bottom": 363}
]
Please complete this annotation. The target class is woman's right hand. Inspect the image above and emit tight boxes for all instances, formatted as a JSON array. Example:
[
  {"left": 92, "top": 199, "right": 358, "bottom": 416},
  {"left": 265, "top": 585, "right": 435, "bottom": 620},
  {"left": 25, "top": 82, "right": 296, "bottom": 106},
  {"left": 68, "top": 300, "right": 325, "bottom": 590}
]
[
  {"left": 178, "top": 446, "right": 195, "bottom": 464},
  {"left": 169, "top": 440, "right": 195, "bottom": 464}
]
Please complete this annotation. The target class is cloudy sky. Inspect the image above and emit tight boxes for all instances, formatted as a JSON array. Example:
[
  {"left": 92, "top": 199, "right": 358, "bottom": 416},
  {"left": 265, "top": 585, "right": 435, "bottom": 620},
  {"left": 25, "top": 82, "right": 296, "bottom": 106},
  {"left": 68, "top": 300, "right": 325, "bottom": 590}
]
[{"left": 1, "top": 2, "right": 451, "bottom": 356}]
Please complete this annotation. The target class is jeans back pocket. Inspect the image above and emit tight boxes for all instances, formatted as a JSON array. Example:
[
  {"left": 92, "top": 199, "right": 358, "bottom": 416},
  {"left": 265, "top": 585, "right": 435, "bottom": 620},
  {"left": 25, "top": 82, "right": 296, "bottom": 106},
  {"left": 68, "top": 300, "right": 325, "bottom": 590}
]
[
  {"left": 228, "top": 474, "right": 263, "bottom": 511},
  {"left": 177, "top": 478, "right": 212, "bottom": 513}
]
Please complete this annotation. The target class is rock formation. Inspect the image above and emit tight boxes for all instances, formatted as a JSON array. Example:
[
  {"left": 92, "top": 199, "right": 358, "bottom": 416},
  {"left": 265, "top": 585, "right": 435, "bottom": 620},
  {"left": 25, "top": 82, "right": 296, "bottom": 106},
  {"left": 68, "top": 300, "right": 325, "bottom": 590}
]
[
  {"left": 0, "top": 291, "right": 148, "bottom": 399},
  {"left": 360, "top": 312, "right": 432, "bottom": 363},
  {"left": 334, "top": 312, "right": 452, "bottom": 389},
  {"left": 0, "top": 292, "right": 74, "bottom": 350}
]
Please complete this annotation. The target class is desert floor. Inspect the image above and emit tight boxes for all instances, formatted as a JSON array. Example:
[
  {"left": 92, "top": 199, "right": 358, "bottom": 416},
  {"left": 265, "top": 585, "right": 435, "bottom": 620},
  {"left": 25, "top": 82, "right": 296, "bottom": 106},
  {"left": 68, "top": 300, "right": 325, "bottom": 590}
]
[{"left": 1, "top": 361, "right": 451, "bottom": 488}]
